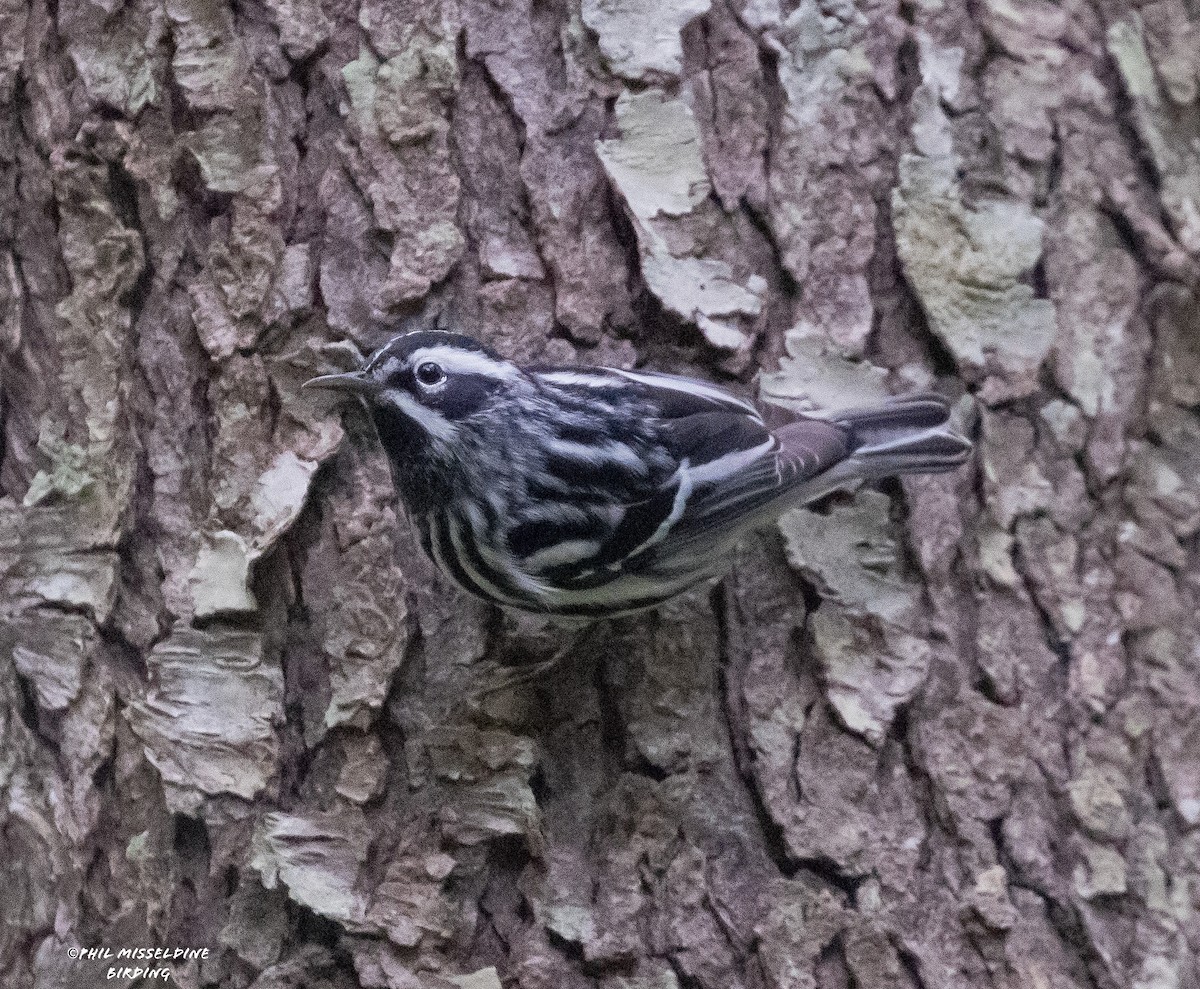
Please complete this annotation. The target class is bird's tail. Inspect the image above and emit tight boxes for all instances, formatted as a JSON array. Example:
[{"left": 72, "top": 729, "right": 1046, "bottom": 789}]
[
  {"left": 777, "top": 394, "right": 971, "bottom": 505},
  {"left": 827, "top": 392, "right": 972, "bottom": 480}
]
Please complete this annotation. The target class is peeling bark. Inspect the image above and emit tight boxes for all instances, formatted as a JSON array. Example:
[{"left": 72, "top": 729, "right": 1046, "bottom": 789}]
[{"left": 2, "top": 0, "right": 1199, "bottom": 988}]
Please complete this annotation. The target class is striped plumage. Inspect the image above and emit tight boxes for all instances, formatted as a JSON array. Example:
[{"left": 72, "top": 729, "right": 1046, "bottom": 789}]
[{"left": 305, "top": 331, "right": 972, "bottom": 618}]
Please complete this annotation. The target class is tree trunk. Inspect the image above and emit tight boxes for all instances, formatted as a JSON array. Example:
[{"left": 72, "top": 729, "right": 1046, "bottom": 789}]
[{"left": 2, "top": 0, "right": 1198, "bottom": 987}]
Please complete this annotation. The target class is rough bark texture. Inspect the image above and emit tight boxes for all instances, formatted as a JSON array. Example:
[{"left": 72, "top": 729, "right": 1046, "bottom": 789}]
[{"left": 1, "top": 0, "right": 1198, "bottom": 987}]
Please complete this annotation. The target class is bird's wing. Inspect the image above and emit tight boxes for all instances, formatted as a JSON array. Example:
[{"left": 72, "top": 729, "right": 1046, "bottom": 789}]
[
  {"left": 639, "top": 411, "right": 852, "bottom": 566},
  {"left": 523, "top": 406, "right": 850, "bottom": 586},
  {"left": 617, "top": 369, "right": 853, "bottom": 549}
]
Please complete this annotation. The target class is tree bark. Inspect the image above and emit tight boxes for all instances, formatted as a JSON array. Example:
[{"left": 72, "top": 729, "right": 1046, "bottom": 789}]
[{"left": 1, "top": 0, "right": 1198, "bottom": 987}]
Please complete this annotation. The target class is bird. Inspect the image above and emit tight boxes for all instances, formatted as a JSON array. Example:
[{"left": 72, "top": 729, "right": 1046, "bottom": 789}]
[{"left": 304, "top": 330, "right": 972, "bottom": 621}]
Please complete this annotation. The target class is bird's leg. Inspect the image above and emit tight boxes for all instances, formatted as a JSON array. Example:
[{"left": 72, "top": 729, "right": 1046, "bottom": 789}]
[{"left": 469, "top": 620, "right": 606, "bottom": 701}]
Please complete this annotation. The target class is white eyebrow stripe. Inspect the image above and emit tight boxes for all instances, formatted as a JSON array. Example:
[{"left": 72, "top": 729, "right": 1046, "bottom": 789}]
[
  {"left": 383, "top": 389, "right": 458, "bottom": 443},
  {"left": 406, "top": 346, "right": 518, "bottom": 381}
]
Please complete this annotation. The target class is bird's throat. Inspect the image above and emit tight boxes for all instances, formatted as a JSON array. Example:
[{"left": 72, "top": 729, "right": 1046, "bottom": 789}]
[{"left": 369, "top": 404, "right": 454, "bottom": 513}]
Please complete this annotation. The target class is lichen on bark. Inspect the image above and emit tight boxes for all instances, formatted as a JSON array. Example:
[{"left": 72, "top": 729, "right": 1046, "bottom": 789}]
[{"left": 2, "top": 0, "right": 1199, "bottom": 987}]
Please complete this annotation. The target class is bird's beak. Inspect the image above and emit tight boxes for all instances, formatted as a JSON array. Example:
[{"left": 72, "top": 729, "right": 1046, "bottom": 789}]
[{"left": 302, "top": 372, "right": 378, "bottom": 396}]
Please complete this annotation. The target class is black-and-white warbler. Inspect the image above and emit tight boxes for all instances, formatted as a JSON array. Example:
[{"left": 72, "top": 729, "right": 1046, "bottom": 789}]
[{"left": 305, "top": 331, "right": 971, "bottom": 619}]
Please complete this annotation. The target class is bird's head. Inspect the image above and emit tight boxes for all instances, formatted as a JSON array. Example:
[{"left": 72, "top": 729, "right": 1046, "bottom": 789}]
[{"left": 304, "top": 331, "right": 520, "bottom": 452}]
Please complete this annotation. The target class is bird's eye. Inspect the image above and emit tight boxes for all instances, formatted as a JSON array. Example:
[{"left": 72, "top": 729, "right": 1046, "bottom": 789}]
[{"left": 415, "top": 362, "right": 445, "bottom": 387}]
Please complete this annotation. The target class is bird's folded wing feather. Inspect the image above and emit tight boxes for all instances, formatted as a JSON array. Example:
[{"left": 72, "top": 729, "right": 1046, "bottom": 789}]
[
  {"left": 643, "top": 412, "right": 851, "bottom": 564},
  {"left": 522, "top": 403, "right": 849, "bottom": 584}
]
